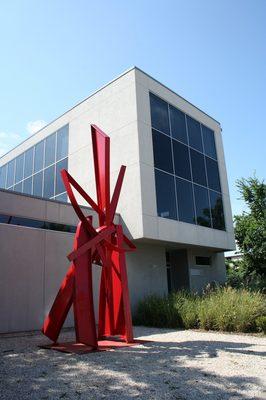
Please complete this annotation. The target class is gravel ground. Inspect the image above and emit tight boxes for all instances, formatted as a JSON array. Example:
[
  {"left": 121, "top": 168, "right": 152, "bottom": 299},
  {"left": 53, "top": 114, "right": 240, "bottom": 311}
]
[{"left": 0, "top": 326, "right": 265, "bottom": 400}]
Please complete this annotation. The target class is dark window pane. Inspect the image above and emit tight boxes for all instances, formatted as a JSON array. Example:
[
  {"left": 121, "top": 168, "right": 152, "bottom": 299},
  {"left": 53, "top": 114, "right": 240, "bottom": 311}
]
[
  {"left": 206, "top": 157, "right": 221, "bottom": 192},
  {"left": 0, "top": 213, "right": 76, "bottom": 232},
  {"left": 210, "top": 190, "right": 225, "bottom": 230},
  {"left": 34, "top": 140, "right": 44, "bottom": 173},
  {"left": 172, "top": 141, "right": 191, "bottom": 180},
  {"left": 193, "top": 184, "right": 211, "bottom": 227},
  {"left": 45, "top": 221, "right": 75, "bottom": 232},
  {"left": 155, "top": 170, "right": 177, "bottom": 220},
  {"left": 187, "top": 116, "right": 203, "bottom": 152},
  {"left": 6, "top": 160, "right": 15, "bottom": 187},
  {"left": 14, "top": 182, "right": 23, "bottom": 192},
  {"left": 44, "top": 133, "right": 56, "bottom": 167},
  {"left": 56, "top": 125, "right": 69, "bottom": 160},
  {"left": 24, "top": 148, "right": 33, "bottom": 178},
  {"left": 55, "top": 158, "right": 68, "bottom": 195},
  {"left": 0, "top": 214, "right": 10, "bottom": 223},
  {"left": 196, "top": 256, "right": 211, "bottom": 265},
  {"left": 15, "top": 154, "right": 24, "bottom": 183},
  {"left": 54, "top": 192, "right": 68, "bottom": 202},
  {"left": 202, "top": 125, "right": 217, "bottom": 159},
  {"left": 11, "top": 216, "right": 44, "bottom": 229},
  {"left": 43, "top": 165, "right": 55, "bottom": 198},
  {"left": 150, "top": 93, "right": 170, "bottom": 134},
  {"left": 33, "top": 171, "right": 43, "bottom": 197},
  {"left": 190, "top": 149, "right": 207, "bottom": 186},
  {"left": 169, "top": 106, "right": 187, "bottom": 143},
  {"left": 176, "top": 178, "right": 195, "bottom": 224},
  {"left": 23, "top": 177, "right": 32, "bottom": 195},
  {"left": 0, "top": 165, "right": 7, "bottom": 188},
  {"left": 152, "top": 129, "right": 173, "bottom": 173}
]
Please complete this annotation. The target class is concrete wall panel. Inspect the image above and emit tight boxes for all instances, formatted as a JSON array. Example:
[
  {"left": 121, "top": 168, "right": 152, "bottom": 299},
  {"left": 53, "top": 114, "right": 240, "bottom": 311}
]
[
  {"left": 126, "top": 242, "right": 168, "bottom": 311},
  {"left": 0, "top": 225, "right": 45, "bottom": 332}
]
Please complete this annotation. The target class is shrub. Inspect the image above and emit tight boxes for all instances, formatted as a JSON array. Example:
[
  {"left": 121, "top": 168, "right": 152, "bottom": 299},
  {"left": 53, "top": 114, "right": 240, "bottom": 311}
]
[
  {"left": 172, "top": 291, "right": 199, "bottom": 329},
  {"left": 134, "top": 287, "right": 265, "bottom": 333},
  {"left": 198, "top": 287, "right": 265, "bottom": 332},
  {"left": 133, "top": 294, "right": 182, "bottom": 329},
  {"left": 256, "top": 316, "right": 266, "bottom": 334}
]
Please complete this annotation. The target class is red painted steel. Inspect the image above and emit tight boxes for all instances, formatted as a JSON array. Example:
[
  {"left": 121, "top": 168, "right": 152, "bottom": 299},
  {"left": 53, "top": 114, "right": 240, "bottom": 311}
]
[{"left": 42, "top": 124, "right": 136, "bottom": 348}]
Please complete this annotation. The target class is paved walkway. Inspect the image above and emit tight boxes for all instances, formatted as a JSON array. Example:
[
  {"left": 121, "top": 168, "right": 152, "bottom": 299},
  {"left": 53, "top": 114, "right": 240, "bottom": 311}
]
[{"left": 0, "top": 327, "right": 265, "bottom": 399}]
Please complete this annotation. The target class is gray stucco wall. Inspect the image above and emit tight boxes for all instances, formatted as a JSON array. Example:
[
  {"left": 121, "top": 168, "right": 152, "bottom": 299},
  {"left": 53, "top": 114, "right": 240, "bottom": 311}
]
[
  {"left": 0, "top": 224, "right": 168, "bottom": 333},
  {"left": 0, "top": 189, "right": 227, "bottom": 334},
  {"left": 0, "top": 67, "right": 234, "bottom": 333},
  {"left": 0, "top": 67, "right": 235, "bottom": 251},
  {"left": 0, "top": 190, "right": 168, "bottom": 333}
]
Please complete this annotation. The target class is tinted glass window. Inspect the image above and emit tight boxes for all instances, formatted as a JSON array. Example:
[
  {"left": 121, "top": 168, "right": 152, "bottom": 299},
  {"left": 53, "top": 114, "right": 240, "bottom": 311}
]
[
  {"left": 0, "top": 214, "right": 10, "bottom": 223},
  {"left": 0, "top": 213, "right": 76, "bottom": 233},
  {"left": 43, "top": 165, "right": 55, "bottom": 198},
  {"left": 187, "top": 116, "right": 203, "bottom": 152},
  {"left": 210, "top": 190, "right": 225, "bottom": 230},
  {"left": 23, "top": 176, "right": 32, "bottom": 195},
  {"left": 44, "top": 133, "right": 56, "bottom": 167},
  {"left": 6, "top": 160, "right": 15, "bottom": 187},
  {"left": 33, "top": 171, "right": 43, "bottom": 197},
  {"left": 14, "top": 182, "right": 23, "bottom": 192},
  {"left": 150, "top": 93, "right": 170, "bottom": 135},
  {"left": 34, "top": 140, "right": 44, "bottom": 173},
  {"left": 206, "top": 157, "right": 221, "bottom": 192},
  {"left": 155, "top": 170, "right": 177, "bottom": 220},
  {"left": 15, "top": 154, "right": 24, "bottom": 183},
  {"left": 196, "top": 256, "right": 211, "bottom": 265},
  {"left": 54, "top": 192, "right": 68, "bottom": 202},
  {"left": 0, "top": 165, "right": 7, "bottom": 188},
  {"left": 169, "top": 105, "right": 187, "bottom": 143},
  {"left": 176, "top": 178, "right": 195, "bottom": 224},
  {"left": 202, "top": 126, "right": 217, "bottom": 159},
  {"left": 193, "top": 184, "right": 211, "bottom": 227},
  {"left": 152, "top": 129, "right": 173, "bottom": 173},
  {"left": 190, "top": 149, "right": 207, "bottom": 187},
  {"left": 24, "top": 148, "right": 33, "bottom": 178},
  {"left": 172, "top": 141, "right": 191, "bottom": 180},
  {"left": 55, "top": 158, "right": 67, "bottom": 195},
  {"left": 11, "top": 216, "right": 45, "bottom": 229},
  {"left": 56, "top": 126, "right": 68, "bottom": 160}
]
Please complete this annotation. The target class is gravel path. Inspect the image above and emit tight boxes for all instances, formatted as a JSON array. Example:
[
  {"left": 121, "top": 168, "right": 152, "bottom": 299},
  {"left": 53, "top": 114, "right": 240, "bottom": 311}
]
[{"left": 0, "top": 326, "right": 265, "bottom": 400}]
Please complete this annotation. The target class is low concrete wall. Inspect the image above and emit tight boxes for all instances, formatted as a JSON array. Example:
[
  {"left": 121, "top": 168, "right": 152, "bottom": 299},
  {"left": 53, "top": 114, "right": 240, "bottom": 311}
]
[{"left": 0, "top": 222, "right": 168, "bottom": 333}]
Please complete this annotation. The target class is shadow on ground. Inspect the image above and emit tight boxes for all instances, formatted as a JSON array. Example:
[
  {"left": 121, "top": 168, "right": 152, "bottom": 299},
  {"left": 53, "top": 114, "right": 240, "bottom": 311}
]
[{"left": 0, "top": 327, "right": 265, "bottom": 400}]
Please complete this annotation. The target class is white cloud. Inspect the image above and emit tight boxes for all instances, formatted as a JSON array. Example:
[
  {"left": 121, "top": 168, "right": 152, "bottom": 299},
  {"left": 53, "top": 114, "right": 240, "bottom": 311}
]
[
  {"left": 0, "top": 132, "right": 20, "bottom": 140},
  {"left": 26, "top": 120, "right": 46, "bottom": 135},
  {"left": 0, "top": 119, "right": 46, "bottom": 158}
]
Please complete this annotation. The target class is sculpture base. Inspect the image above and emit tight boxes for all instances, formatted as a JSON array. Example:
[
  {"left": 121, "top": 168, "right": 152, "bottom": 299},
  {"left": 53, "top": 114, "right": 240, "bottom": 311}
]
[{"left": 40, "top": 339, "right": 150, "bottom": 355}]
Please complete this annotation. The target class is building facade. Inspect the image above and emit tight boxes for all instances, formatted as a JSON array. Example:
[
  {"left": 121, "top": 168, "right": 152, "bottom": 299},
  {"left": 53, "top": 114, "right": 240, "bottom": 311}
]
[{"left": 0, "top": 67, "right": 235, "bottom": 332}]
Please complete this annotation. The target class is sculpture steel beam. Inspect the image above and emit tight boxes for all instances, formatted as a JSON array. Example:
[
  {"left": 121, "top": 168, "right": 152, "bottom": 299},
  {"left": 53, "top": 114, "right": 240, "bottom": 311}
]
[{"left": 42, "top": 124, "right": 136, "bottom": 349}]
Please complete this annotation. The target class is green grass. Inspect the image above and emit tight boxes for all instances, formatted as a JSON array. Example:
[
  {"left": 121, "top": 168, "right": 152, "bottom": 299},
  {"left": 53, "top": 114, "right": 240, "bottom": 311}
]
[{"left": 133, "top": 287, "right": 266, "bottom": 333}]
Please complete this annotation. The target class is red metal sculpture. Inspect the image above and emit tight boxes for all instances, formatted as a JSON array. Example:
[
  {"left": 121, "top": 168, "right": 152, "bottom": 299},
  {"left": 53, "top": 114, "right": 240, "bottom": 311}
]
[{"left": 42, "top": 125, "right": 136, "bottom": 350}]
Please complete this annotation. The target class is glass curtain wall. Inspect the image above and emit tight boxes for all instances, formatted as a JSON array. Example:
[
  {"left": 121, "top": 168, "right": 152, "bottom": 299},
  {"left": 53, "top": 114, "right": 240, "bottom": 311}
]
[
  {"left": 150, "top": 93, "right": 225, "bottom": 230},
  {"left": 0, "top": 125, "right": 69, "bottom": 202}
]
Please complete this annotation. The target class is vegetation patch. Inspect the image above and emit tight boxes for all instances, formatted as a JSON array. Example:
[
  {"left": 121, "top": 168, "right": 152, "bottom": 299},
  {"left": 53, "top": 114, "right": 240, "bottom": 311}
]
[{"left": 133, "top": 287, "right": 265, "bottom": 333}]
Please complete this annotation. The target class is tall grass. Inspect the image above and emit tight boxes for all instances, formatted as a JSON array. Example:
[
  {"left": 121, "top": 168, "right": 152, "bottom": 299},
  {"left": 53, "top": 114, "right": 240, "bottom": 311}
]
[{"left": 133, "top": 287, "right": 266, "bottom": 333}]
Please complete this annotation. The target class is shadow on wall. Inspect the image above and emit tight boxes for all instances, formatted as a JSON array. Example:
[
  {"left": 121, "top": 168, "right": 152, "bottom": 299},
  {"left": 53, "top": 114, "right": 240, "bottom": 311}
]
[{"left": 0, "top": 328, "right": 264, "bottom": 399}]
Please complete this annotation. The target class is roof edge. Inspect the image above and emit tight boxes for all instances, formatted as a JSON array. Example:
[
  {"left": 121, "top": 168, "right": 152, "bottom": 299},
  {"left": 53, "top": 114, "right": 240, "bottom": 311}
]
[
  {"left": 0, "top": 65, "right": 220, "bottom": 161},
  {"left": 134, "top": 66, "right": 220, "bottom": 125}
]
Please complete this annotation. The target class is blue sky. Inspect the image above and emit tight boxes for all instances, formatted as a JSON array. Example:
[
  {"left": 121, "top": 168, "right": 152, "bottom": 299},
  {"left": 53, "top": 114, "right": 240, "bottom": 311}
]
[{"left": 0, "top": 0, "right": 265, "bottom": 216}]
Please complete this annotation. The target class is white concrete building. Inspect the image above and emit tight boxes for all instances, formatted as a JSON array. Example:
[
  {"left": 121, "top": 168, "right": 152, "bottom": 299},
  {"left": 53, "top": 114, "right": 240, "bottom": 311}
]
[{"left": 0, "top": 67, "right": 235, "bottom": 333}]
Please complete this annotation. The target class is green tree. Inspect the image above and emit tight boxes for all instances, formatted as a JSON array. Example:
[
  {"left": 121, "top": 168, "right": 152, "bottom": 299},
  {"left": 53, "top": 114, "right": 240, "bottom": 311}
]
[{"left": 234, "top": 176, "right": 266, "bottom": 278}]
